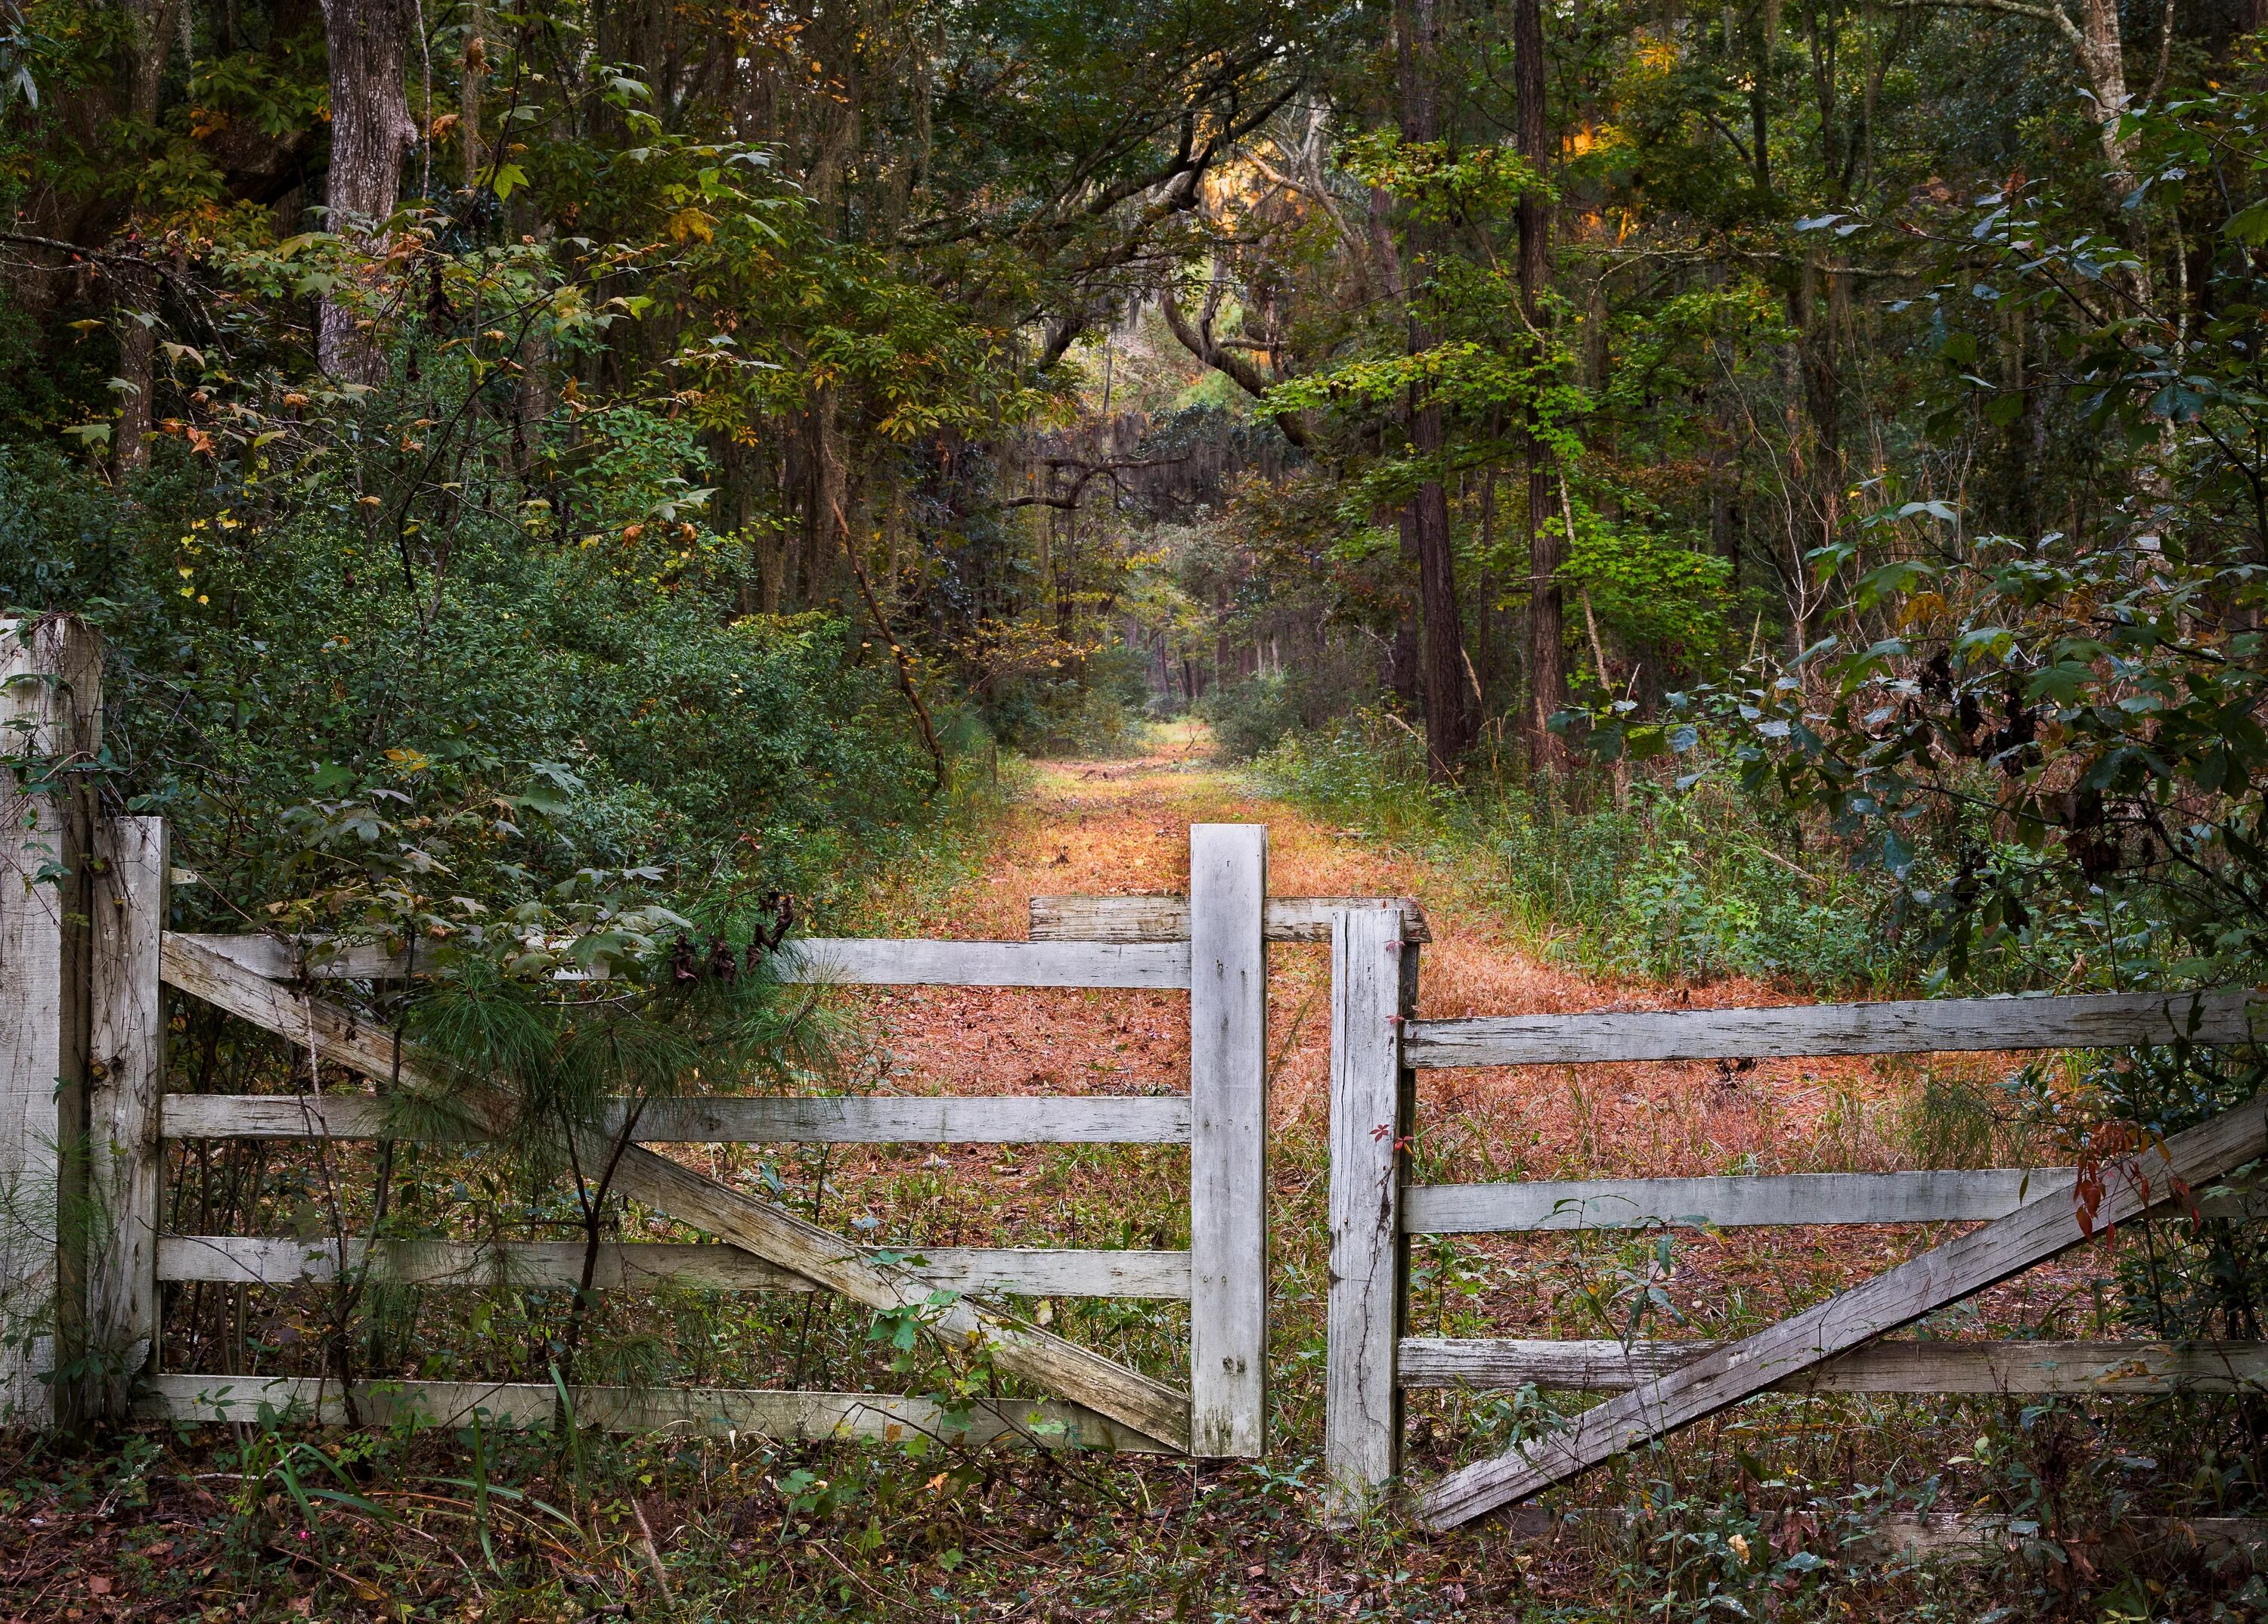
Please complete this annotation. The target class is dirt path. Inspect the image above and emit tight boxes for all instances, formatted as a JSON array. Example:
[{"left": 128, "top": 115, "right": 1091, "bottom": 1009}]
[
  {"left": 808, "top": 733, "right": 2059, "bottom": 1356},
  {"left": 860, "top": 730, "right": 1930, "bottom": 1183}
]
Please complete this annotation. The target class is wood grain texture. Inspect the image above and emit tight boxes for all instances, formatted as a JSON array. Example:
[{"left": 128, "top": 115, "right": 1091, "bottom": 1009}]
[
  {"left": 85, "top": 817, "right": 166, "bottom": 1423},
  {"left": 1400, "top": 1337, "right": 2268, "bottom": 1393},
  {"left": 773, "top": 938, "right": 1191, "bottom": 989},
  {"left": 1188, "top": 825, "right": 1269, "bottom": 1458},
  {"left": 172, "top": 934, "right": 417, "bottom": 980},
  {"left": 1404, "top": 1168, "right": 2077, "bottom": 1233},
  {"left": 160, "top": 1091, "right": 1191, "bottom": 1145},
  {"left": 1404, "top": 990, "right": 2263, "bottom": 1068},
  {"left": 1325, "top": 905, "right": 1408, "bottom": 1521},
  {"left": 157, "top": 1235, "right": 1193, "bottom": 1299},
  {"left": 136, "top": 1374, "right": 1168, "bottom": 1450},
  {"left": 1421, "top": 1094, "right": 2268, "bottom": 1527},
  {"left": 156, "top": 934, "right": 1193, "bottom": 1451},
  {"left": 0, "top": 616, "right": 101, "bottom": 1427},
  {"left": 177, "top": 931, "right": 1200, "bottom": 988},
  {"left": 1027, "top": 895, "right": 1433, "bottom": 944}
]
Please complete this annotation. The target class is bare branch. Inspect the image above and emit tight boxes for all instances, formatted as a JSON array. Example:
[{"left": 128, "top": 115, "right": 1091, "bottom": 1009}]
[{"left": 1157, "top": 285, "right": 1314, "bottom": 450}]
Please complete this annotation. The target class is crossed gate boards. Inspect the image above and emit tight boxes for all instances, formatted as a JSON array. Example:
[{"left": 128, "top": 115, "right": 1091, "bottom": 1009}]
[
  {"left": 0, "top": 786, "right": 1404, "bottom": 1466},
  {"left": 5, "top": 618, "right": 2267, "bottom": 1524}
]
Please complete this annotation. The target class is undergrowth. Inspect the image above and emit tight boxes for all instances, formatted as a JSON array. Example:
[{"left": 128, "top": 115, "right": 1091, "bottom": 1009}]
[{"left": 1259, "top": 711, "right": 1916, "bottom": 993}]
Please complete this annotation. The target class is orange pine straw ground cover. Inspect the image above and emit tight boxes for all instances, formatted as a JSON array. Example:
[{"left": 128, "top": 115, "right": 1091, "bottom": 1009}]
[{"left": 801, "top": 727, "right": 2105, "bottom": 1406}]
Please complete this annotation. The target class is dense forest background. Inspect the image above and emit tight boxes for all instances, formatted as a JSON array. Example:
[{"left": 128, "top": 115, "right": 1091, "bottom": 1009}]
[
  {"left": 6, "top": 0, "right": 2268, "bottom": 995},
  {"left": 15, "top": 3, "right": 2268, "bottom": 1616}
]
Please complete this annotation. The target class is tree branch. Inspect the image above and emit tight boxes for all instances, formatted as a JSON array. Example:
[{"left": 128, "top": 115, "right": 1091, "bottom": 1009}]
[{"left": 1157, "top": 284, "right": 1314, "bottom": 449}]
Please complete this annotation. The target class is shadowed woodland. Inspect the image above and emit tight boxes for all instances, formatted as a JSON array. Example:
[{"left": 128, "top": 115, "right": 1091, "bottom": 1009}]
[{"left": 11, "top": 0, "right": 2268, "bottom": 1616}]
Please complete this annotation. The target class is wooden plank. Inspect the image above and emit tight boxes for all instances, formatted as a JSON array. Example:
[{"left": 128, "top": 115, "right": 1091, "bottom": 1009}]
[
  {"left": 85, "top": 817, "right": 167, "bottom": 1424},
  {"left": 174, "top": 932, "right": 1198, "bottom": 989},
  {"left": 1404, "top": 990, "right": 2263, "bottom": 1068},
  {"left": 1403, "top": 1170, "right": 2268, "bottom": 1232},
  {"left": 1325, "top": 904, "right": 1409, "bottom": 1520},
  {"left": 135, "top": 1374, "right": 1168, "bottom": 1451},
  {"left": 1188, "top": 824, "right": 1269, "bottom": 1458},
  {"left": 160, "top": 1091, "right": 1191, "bottom": 1144},
  {"left": 773, "top": 938, "right": 1191, "bottom": 990},
  {"left": 1404, "top": 1168, "right": 2076, "bottom": 1233},
  {"left": 1029, "top": 895, "right": 1432, "bottom": 944},
  {"left": 1421, "top": 1092, "right": 2268, "bottom": 1527},
  {"left": 0, "top": 615, "right": 101, "bottom": 1427},
  {"left": 156, "top": 1235, "right": 1193, "bottom": 1298},
  {"left": 172, "top": 934, "right": 417, "bottom": 980},
  {"left": 156, "top": 934, "right": 1193, "bottom": 1452},
  {"left": 1030, "top": 895, "right": 1191, "bottom": 944},
  {"left": 1400, "top": 1337, "right": 2268, "bottom": 1393}
]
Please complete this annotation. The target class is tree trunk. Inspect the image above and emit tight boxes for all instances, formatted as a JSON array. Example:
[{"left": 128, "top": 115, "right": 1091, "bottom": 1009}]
[
  {"left": 1396, "top": 0, "right": 1473, "bottom": 780},
  {"left": 1515, "top": 0, "right": 1565, "bottom": 770},
  {"left": 110, "top": 0, "right": 179, "bottom": 479},
  {"left": 317, "top": 0, "right": 420, "bottom": 383}
]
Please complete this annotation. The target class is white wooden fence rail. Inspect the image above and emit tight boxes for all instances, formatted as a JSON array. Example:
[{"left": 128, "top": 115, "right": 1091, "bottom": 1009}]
[
  {"left": 157, "top": 1092, "right": 1193, "bottom": 1144},
  {"left": 1328, "top": 955, "right": 2268, "bottom": 1527},
  {"left": 156, "top": 1235, "right": 1191, "bottom": 1298}
]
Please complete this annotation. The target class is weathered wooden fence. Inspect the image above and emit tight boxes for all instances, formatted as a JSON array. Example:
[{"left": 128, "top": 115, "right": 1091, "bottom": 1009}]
[
  {"left": 0, "top": 617, "right": 1308, "bottom": 1451},
  {"left": 1325, "top": 902, "right": 2268, "bottom": 1526},
  {"left": 19, "top": 613, "right": 2268, "bottom": 1535}
]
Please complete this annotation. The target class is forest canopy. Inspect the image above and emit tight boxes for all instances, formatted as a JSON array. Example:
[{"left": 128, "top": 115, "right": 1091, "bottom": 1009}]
[{"left": 2, "top": 0, "right": 2265, "bottom": 994}]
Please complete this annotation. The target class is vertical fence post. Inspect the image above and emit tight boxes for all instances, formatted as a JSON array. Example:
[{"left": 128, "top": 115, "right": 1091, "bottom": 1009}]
[
  {"left": 1326, "top": 903, "right": 1412, "bottom": 1520},
  {"left": 1188, "top": 823, "right": 1268, "bottom": 1457},
  {"left": 88, "top": 817, "right": 167, "bottom": 1424},
  {"left": 0, "top": 616, "right": 101, "bottom": 1427}
]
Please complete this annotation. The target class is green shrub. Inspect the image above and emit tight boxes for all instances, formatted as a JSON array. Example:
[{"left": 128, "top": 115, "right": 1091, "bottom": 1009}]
[{"left": 1258, "top": 711, "right": 1903, "bottom": 991}]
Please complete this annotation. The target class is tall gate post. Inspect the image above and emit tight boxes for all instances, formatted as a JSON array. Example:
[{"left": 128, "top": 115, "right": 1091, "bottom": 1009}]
[
  {"left": 0, "top": 616, "right": 102, "bottom": 1427},
  {"left": 1325, "top": 903, "right": 1414, "bottom": 1520},
  {"left": 1188, "top": 823, "right": 1269, "bottom": 1457},
  {"left": 88, "top": 817, "right": 167, "bottom": 1423}
]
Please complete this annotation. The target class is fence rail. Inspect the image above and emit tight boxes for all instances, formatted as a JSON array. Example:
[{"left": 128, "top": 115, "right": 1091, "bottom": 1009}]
[
  {"left": 1402, "top": 1168, "right": 2268, "bottom": 1232},
  {"left": 1323, "top": 917, "right": 2268, "bottom": 1526},
  {"left": 1399, "top": 1337, "right": 2268, "bottom": 1394},
  {"left": 1403, "top": 990, "right": 2263, "bottom": 1068},
  {"left": 155, "top": 1235, "right": 1191, "bottom": 1297},
  {"left": 174, "top": 931, "right": 1196, "bottom": 990},
  {"left": 135, "top": 1375, "right": 1170, "bottom": 1450},
  {"left": 159, "top": 1092, "right": 1193, "bottom": 1144}
]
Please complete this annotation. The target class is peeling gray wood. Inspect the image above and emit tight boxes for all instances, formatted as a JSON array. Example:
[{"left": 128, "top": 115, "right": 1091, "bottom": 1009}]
[
  {"left": 157, "top": 934, "right": 1193, "bottom": 1451},
  {"left": 160, "top": 1091, "right": 1191, "bottom": 1145},
  {"left": 0, "top": 616, "right": 101, "bottom": 1427},
  {"left": 85, "top": 817, "right": 166, "bottom": 1423},
  {"left": 773, "top": 938, "right": 1191, "bottom": 989},
  {"left": 1325, "top": 905, "right": 1408, "bottom": 1520},
  {"left": 175, "top": 931, "right": 1201, "bottom": 990},
  {"left": 1421, "top": 1095, "right": 2268, "bottom": 1527},
  {"left": 1029, "top": 894, "right": 1432, "bottom": 944},
  {"left": 1404, "top": 1168, "right": 2078, "bottom": 1232},
  {"left": 1404, "top": 990, "right": 2263, "bottom": 1068},
  {"left": 1400, "top": 1337, "right": 2268, "bottom": 1393},
  {"left": 1188, "top": 824, "right": 1269, "bottom": 1458},
  {"left": 136, "top": 1374, "right": 1169, "bottom": 1451},
  {"left": 156, "top": 1235, "right": 1192, "bottom": 1299}
]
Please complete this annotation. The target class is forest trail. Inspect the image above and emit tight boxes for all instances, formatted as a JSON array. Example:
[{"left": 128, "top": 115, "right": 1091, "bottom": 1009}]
[
  {"left": 862, "top": 726, "right": 1912, "bottom": 1164},
  {"left": 807, "top": 730, "right": 2050, "bottom": 1352}
]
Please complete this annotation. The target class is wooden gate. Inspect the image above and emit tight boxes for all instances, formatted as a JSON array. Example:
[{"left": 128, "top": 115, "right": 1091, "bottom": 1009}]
[
  {"left": 0, "top": 617, "right": 1327, "bottom": 1453},
  {"left": 1323, "top": 903, "right": 2268, "bottom": 1526}
]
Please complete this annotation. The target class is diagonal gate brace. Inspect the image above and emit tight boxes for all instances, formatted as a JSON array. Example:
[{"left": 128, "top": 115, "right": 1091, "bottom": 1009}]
[
  {"left": 160, "top": 935, "right": 1192, "bottom": 1452},
  {"left": 1424, "top": 1095, "right": 2268, "bottom": 1528}
]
